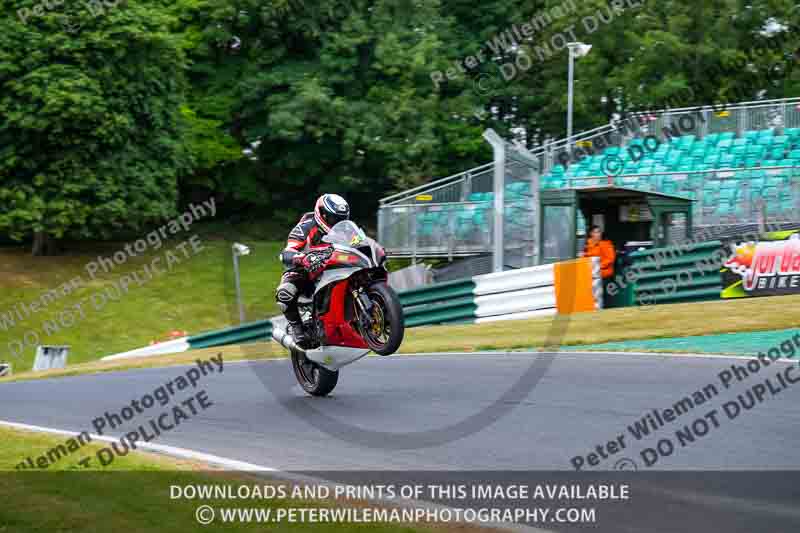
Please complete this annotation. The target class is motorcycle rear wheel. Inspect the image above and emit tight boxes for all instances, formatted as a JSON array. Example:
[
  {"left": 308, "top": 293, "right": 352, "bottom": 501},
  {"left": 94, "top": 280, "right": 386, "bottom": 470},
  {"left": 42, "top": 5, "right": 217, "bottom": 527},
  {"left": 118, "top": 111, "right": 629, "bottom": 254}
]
[
  {"left": 291, "top": 348, "right": 338, "bottom": 396},
  {"left": 361, "top": 282, "right": 405, "bottom": 356}
]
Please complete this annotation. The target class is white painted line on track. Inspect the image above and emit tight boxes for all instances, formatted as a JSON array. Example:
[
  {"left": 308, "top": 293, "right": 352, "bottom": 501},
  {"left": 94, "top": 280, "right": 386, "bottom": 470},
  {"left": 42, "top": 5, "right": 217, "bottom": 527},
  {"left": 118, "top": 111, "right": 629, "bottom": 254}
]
[
  {"left": 0, "top": 419, "right": 551, "bottom": 533},
  {"left": 0, "top": 419, "right": 274, "bottom": 471}
]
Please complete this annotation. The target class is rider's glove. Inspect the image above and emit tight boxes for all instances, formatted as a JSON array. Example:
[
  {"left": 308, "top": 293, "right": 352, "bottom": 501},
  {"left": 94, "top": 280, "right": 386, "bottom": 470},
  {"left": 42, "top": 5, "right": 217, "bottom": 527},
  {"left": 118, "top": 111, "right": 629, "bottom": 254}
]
[{"left": 293, "top": 248, "right": 332, "bottom": 279}]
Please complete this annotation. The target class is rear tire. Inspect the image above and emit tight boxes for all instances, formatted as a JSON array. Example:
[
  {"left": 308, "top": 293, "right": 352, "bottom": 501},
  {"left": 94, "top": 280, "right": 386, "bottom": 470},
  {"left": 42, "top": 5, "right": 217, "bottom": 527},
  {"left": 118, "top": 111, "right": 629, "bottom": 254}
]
[
  {"left": 362, "top": 282, "right": 405, "bottom": 356},
  {"left": 291, "top": 348, "right": 338, "bottom": 396}
]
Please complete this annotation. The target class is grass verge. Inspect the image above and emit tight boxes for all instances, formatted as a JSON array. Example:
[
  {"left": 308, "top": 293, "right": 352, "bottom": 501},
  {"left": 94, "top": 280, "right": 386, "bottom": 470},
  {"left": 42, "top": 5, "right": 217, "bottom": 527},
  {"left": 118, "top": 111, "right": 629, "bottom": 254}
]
[
  {"left": 0, "top": 426, "right": 484, "bottom": 533},
  {"left": 4, "top": 294, "right": 798, "bottom": 383},
  {"left": 0, "top": 234, "right": 285, "bottom": 372},
  {"left": 0, "top": 344, "right": 281, "bottom": 383},
  {"left": 392, "top": 294, "right": 800, "bottom": 354}
]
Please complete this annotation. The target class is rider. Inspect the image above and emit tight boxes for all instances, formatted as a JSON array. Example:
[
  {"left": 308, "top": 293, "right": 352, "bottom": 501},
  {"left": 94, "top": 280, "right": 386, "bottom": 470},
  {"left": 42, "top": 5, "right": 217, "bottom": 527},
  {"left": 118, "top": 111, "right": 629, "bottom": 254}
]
[{"left": 276, "top": 194, "right": 351, "bottom": 346}]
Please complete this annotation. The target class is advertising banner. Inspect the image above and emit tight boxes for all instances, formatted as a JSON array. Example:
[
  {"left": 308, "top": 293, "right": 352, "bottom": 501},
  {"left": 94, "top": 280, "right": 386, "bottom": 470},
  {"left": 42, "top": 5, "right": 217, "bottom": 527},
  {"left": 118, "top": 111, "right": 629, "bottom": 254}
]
[{"left": 722, "top": 229, "right": 800, "bottom": 298}]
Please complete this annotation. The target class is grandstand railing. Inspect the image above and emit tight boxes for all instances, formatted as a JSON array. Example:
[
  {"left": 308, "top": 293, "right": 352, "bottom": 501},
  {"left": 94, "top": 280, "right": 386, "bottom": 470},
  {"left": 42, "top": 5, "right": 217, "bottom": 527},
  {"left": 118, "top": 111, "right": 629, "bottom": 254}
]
[
  {"left": 380, "top": 165, "right": 800, "bottom": 258},
  {"left": 380, "top": 97, "right": 800, "bottom": 207},
  {"left": 561, "top": 165, "right": 800, "bottom": 226},
  {"left": 378, "top": 196, "right": 537, "bottom": 260},
  {"left": 536, "top": 97, "right": 800, "bottom": 173},
  {"left": 378, "top": 200, "right": 494, "bottom": 259},
  {"left": 378, "top": 97, "right": 800, "bottom": 260},
  {"left": 380, "top": 163, "right": 494, "bottom": 206},
  {"left": 626, "top": 98, "right": 800, "bottom": 146}
]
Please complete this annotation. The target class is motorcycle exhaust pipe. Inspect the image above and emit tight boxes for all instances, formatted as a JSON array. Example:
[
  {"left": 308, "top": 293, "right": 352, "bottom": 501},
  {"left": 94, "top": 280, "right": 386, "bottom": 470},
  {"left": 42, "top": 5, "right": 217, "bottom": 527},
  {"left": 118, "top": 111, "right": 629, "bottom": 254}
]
[{"left": 272, "top": 326, "right": 305, "bottom": 353}]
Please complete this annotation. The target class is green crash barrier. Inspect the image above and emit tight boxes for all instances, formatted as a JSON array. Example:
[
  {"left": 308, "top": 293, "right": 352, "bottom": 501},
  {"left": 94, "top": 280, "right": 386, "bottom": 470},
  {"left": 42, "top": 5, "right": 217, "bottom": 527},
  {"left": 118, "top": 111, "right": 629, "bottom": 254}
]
[
  {"left": 398, "top": 279, "right": 478, "bottom": 327},
  {"left": 403, "top": 296, "right": 478, "bottom": 328},
  {"left": 398, "top": 278, "right": 476, "bottom": 307},
  {"left": 187, "top": 319, "right": 273, "bottom": 349},
  {"left": 618, "top": 240, "right": 724, "bottom": 306}
]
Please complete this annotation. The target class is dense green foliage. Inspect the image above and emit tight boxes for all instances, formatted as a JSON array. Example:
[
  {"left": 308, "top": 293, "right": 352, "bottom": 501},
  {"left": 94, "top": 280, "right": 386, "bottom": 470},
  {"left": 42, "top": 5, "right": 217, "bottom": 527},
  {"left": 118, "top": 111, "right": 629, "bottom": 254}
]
[
  {"left": 1, "top": 0, "right": 799, "bottom": 251},
  {"left": 0, "top": 0, "right": 188, "bottom": 253}
]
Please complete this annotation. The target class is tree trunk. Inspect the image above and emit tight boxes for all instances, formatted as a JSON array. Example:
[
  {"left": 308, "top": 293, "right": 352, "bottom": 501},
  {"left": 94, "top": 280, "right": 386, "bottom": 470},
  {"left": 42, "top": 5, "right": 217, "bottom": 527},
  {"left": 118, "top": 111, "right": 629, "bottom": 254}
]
[{"left": 31, "top": 231, "right": 57, "bottom": 256}]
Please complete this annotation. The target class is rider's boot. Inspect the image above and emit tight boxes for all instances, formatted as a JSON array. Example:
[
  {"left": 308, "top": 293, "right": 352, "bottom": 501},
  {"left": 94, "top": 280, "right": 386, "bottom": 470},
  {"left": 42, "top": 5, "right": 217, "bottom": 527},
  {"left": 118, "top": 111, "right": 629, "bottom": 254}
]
[{"left": 288, "top": 320, "right": 308, "bottom": 348}]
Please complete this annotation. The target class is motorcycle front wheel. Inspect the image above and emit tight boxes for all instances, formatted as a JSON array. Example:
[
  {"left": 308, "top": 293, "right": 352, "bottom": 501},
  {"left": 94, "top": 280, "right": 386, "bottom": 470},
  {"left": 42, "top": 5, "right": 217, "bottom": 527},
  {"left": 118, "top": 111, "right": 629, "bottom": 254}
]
[
  {"left": 291, "top": 348, "right": 338, "bottom": 396},
  {"left": 361, "top": 282, "right": 405, "bottom": 356}
]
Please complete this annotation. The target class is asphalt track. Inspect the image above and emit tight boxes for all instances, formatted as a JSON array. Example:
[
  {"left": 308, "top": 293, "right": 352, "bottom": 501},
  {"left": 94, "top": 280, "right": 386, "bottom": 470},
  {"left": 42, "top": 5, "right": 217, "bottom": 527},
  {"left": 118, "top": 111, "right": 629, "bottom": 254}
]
[
  {"left": 2, "top": 351, "right": 800, "bottom": 532},
  {"left": 2, "top": 351, "right": 799, "bottom": 469}
]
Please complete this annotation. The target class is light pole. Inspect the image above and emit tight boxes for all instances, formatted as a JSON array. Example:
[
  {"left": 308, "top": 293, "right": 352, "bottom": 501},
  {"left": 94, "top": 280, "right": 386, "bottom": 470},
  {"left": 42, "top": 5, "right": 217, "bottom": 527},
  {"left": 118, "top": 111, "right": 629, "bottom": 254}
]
[
  {"left": 566, "top": 42, "right": 592, "bottom": 148},
  {"left": 232, "top": 243, "right": 251, "bottom": 324}
]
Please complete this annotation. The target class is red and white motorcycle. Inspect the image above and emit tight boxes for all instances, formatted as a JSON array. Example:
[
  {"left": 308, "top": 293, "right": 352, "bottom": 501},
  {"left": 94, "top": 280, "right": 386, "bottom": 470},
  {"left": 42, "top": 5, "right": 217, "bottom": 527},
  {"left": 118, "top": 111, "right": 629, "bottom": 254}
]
[{"left": 272, "top": 221, "right": 405, "bottom": 396}]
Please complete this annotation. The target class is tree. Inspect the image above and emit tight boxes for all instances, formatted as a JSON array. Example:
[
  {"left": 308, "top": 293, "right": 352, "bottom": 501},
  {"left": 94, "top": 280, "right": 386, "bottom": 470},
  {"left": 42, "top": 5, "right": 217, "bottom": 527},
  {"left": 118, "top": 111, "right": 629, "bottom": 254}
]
[
  {"left": 171, "top": 0, "right": 484, "bottom": 221},
  {"left": 0, "top": 0, "right": 189, "bottom": 254}
]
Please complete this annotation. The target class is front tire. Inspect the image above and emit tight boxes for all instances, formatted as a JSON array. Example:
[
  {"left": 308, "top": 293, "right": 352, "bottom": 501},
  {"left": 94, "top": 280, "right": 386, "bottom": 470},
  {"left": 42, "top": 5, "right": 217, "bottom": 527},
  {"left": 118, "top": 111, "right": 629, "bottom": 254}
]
[
  {"left": 361, "top": 282, "right": 405, "bottom": 355},
  {"left": 291, "top": 348, "right": 338, "bottom": 396}
]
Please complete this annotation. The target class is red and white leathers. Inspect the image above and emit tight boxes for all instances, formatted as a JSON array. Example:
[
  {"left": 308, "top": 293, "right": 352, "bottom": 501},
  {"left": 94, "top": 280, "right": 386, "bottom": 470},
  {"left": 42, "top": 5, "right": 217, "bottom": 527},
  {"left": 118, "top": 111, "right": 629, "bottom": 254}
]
[{"left": 275, "top": 212, "right": 333, "bottom": 323}]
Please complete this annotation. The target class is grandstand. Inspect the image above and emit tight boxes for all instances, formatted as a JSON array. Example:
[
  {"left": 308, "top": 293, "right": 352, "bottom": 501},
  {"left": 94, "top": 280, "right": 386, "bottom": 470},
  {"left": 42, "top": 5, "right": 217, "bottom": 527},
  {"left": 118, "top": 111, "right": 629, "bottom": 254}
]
[{"left": 378, "top": 97, "right": 800, "bottom": 270}]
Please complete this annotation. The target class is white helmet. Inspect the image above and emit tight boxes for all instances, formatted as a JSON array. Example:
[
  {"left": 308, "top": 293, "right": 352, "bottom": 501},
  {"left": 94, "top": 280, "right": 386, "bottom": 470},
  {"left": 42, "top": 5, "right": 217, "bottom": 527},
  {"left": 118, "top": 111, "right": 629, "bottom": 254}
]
[{"left": 314, "top": 194, "right": 350, "bottom": 233}]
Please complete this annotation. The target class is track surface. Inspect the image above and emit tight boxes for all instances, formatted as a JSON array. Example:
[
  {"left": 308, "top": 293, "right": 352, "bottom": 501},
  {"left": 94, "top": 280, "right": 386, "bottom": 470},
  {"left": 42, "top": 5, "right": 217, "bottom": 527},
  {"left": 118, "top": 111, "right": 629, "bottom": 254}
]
[
  {"left": 1, "top": 351, "right": 798, "bottom": 470},
  {"left": 4, "top": 351, "right": 800, "bottom": 532}
]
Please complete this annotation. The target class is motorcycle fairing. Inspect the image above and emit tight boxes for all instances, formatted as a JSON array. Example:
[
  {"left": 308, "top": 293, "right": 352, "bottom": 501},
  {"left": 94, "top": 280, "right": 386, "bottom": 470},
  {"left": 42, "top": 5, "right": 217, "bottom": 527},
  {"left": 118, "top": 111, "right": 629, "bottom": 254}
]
[
  {"left": 303, "top": 345, "right": 371, "bottom": 371},
  {"left": 318, "top": 280, "right": 368, "bottom": 350},
  {"left": 314, "top": 265, "right": 362, "bottom": 296}
]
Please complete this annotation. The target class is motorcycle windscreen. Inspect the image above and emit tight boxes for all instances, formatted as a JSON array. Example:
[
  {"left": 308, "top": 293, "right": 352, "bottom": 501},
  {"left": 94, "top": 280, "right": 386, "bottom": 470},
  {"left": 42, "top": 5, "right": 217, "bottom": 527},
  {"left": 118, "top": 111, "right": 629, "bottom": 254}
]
[{"left": 322, "top": 220, "right": 367, "bottom": 247}]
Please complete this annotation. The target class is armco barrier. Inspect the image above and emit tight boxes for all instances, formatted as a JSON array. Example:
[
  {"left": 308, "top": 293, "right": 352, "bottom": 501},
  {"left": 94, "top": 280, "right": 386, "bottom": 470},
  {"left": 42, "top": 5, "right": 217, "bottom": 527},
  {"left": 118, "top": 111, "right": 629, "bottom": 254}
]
[
  {"left": 398, "top": 258, "right": 601, "bottom": 327},
  {"left": 187, "top": 319, "right": 273, "bottom": 349},
  {"left": 102, "top": 260, "right": 601, "bottom": 359},
  {"left": 397, "top": 278, "right": 476, "bottom": 306},
  {"left": 623, "top": 240, "right": 724, "bottom": 306},
  {"left": 102, "top": 319, "right": 273, "bottom": 361},
  {"left": 399, "top": 278, "right": 477, "bottom": 327},
  {"left": 472, "top": 266, "right": 554, "bottom": 295},
  {"left": 103, "top": 337, "right": 191, "bottom": 361}
]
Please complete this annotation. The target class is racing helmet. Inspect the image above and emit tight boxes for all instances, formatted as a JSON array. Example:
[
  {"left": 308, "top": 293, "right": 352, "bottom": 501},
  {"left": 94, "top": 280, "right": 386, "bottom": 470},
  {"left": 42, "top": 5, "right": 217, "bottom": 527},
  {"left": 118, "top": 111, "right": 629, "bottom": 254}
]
[{"left": 314, "top": 193, "right": 350, "bottom": 233}]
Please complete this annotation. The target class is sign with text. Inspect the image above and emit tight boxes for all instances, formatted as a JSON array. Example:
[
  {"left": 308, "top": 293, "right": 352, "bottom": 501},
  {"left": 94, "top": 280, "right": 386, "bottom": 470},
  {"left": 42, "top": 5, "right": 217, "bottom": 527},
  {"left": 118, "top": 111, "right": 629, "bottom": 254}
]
[{"left": 722, "top": 231, "right": 800, "bottom": 298}]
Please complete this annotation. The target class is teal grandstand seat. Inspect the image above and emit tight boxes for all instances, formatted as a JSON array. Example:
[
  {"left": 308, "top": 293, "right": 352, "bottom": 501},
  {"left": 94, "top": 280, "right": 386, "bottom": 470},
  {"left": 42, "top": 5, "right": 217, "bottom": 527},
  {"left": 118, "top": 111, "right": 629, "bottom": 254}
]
[
  {"left": 732, "top": 138, "right": 748, "bottom": 148},
  {"left": 783, "top": 128, "right": 800, "bottom": 143},
  {"left": 768, "top": 147, "right": 785, "bottom": 160},
  {"left": 717, "top": 139, "right": 733, "bottom": 151}
]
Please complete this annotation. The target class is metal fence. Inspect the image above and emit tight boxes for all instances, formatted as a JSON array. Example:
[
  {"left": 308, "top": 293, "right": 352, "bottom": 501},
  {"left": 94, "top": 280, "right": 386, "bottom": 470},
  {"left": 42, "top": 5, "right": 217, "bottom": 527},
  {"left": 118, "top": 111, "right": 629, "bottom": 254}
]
[
  {"left": 378, "top": 200, "right": 494, "bottom": 259},
  {"left": 378, "top": 97, "right": 800, "bottom": 263},
  {"left": 635, "top": 98, "right": 800, "bottom": 141},
  {"left": 379, "top": 163, "right": 494, "bottom": 207},
  {"left": 378, "top": 134, "right": 540, "bottom": 264},
  {"left": 502, "top": 156, "right": 538, "bottom": 269},
  {"left": 378, "top": 98, "right": 800, "bottom": 203},
  {"left": 535, "top": 97, "right": 800, "bottom": 173},
  {"left": 563, "top": 165, "right": 800, "bottom": 227}
]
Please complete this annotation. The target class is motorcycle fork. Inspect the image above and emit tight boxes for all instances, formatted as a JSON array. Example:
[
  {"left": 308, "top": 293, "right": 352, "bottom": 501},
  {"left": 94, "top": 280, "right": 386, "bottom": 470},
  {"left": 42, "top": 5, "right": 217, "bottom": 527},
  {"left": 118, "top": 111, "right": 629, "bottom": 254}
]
[{"left": 352, "top": 287, "right": 374, "bottom": 331}]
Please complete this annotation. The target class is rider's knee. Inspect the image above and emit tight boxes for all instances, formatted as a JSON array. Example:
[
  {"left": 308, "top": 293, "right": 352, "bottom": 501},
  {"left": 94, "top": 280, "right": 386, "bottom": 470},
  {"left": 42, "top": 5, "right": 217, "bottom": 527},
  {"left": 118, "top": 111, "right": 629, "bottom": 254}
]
[{"left": 276, "top": 282, "right": 298, "bottom": 310}]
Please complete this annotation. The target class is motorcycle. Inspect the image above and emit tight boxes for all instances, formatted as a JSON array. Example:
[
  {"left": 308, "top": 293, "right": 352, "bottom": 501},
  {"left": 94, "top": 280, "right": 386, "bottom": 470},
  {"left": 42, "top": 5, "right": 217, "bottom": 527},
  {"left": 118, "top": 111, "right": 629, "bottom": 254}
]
[{"left": 272, "top": 220, "right": 405, "bottom": 396}]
